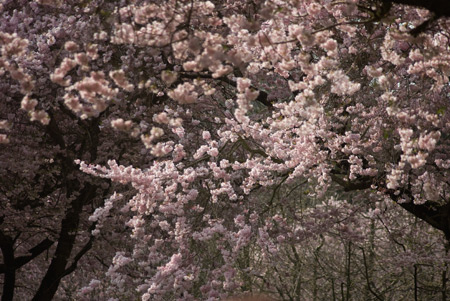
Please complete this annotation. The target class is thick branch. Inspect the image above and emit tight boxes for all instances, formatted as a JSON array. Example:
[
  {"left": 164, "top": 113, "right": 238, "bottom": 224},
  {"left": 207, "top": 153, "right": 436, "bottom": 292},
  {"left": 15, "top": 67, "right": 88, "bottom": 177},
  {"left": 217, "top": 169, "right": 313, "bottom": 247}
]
[
  {"left": 379, "top": 0, "right": 448, "bottom": 35},
  {"left": 0, "top": 238, "right": 54, "bottom": 274},
  {"left": 0, "top": 232, "right": 15, "bottom": 301},
  {"left": 14, "top": 239, "right": 54, "bottom": 270},
  {"left": 389, "top": 189, "right": 450, "bottom": 237},
  {"left": 330, "top": 174, "right": 373, "bottom": 192},
  {"left": 381, "top": 0, "right": 450, "bottom": 17},
  {"left": 330, "top": 170, "right": 450, "bottom": 238},
  {"left": 61, "top": 223, "right": 96, "bottom": 277},
  {"left": 179, "top": 72, "right": 274, "bottom": 108},
  {"left": 32, "top": 184, "right": 96, "bottom": 301}
]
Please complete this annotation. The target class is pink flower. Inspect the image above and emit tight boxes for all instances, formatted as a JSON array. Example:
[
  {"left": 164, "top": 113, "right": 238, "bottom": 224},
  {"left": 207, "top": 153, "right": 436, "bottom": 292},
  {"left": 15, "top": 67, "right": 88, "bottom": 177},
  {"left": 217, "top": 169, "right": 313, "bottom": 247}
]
[
  {"left": 110, "top": 70, "right": 134, "bottom": 91},
  {"left": 21, "top": 95, "right": 38, "bottom": 111},
  {"left": 202, "top": 131, "right": 211, "bottom": 140},
  {"left": 322, "top": 39, "right": 337, "bottom": 51}
]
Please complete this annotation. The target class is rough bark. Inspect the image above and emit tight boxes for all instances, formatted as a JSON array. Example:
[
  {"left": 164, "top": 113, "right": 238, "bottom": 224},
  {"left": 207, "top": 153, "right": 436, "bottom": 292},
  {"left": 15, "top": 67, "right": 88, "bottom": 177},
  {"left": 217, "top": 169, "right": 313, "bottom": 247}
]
[
  {"left": 0, "top": 233, "right": 15, "bottom": 301},
  {"left": 31, "top": 184, "right": 95, "bottom": 301}
]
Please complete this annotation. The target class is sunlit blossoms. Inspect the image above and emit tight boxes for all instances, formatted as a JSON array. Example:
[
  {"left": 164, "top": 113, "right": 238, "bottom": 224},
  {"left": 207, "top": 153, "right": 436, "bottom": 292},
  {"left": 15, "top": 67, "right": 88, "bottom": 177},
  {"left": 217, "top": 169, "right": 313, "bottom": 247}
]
[{"left": 1, "top": 0, "right": 450, "bottom": 300}]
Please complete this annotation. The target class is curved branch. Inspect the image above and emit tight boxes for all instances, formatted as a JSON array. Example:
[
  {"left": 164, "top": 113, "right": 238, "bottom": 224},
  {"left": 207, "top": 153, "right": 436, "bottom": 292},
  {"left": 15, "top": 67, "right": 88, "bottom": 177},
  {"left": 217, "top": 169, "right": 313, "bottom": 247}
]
[{"left": 0, "top": 238, "right": 54, "bottom": 273}]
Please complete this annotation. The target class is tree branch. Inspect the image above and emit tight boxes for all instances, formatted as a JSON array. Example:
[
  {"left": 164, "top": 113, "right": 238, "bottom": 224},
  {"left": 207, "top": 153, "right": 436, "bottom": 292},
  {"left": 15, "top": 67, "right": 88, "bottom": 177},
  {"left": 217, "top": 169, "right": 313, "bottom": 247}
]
[
  {"left": 61, "top": 224, "right": 96, "bottom": 277},
  {"left": 381, "top": 0, "right": 450, "bottom": 17},
  {"left": 0, "top": 238, "right": 54, "bottom": 274},
  {"left": 179, "top": 72, "right": 274, "bottom": 108}
]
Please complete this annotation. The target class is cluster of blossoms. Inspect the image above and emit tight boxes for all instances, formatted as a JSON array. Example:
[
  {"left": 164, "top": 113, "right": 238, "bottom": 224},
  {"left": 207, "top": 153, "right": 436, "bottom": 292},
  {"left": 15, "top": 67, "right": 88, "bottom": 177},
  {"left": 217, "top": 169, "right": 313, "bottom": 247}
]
[
  {"left": 2, "top": 0, "right": 450, "bottom": 300},
  {"left": 73, "top": 0, "right": 450, "bottom": 298}
]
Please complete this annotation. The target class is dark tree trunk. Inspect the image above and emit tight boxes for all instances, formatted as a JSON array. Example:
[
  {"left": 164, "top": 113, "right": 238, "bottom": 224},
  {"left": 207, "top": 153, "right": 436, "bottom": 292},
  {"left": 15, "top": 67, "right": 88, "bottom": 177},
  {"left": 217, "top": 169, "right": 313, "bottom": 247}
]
[
  {"left": 0, "top": 233, "right": 15, "bottom": 301},
  {"left": 32, "top": 185, "right": 95, "bottom": 301}
]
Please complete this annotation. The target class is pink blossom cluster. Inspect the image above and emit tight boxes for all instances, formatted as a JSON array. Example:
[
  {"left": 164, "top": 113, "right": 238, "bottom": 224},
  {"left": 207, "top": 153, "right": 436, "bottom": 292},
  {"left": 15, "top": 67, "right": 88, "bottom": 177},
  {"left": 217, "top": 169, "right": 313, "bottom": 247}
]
[{"left": 3, "top": 0, "right": 450, "bottom": 300}]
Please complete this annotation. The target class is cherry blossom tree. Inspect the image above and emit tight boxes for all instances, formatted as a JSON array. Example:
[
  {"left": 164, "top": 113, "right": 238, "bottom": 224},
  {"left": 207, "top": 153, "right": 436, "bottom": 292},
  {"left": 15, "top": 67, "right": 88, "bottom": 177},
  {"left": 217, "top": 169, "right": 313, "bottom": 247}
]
[{"left": 1, "top": 0, "right": 450, "bottom": 300}]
